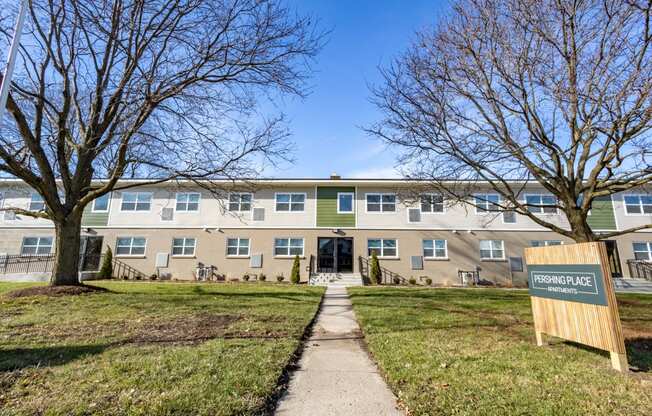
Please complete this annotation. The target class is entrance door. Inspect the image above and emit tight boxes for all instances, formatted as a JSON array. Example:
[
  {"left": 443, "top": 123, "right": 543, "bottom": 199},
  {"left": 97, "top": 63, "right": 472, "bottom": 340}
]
[
  {"left": 80, "top": 236, "right": 104, "bottom": 271},
  {"left": 605, "top": 240, "right": 623, "bottom": 278},
  {"left": 317, "top": 237, "right": 353, "bottom": 273}
]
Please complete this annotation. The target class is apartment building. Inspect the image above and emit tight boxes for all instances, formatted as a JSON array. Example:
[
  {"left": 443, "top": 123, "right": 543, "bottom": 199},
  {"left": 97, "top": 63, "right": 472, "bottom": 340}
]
[{"left": 0, "top": 177, "right": 650, "bottom": 285}]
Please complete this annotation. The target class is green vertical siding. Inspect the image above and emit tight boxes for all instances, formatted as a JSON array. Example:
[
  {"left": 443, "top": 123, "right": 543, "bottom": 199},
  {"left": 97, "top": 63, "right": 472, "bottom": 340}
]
[
  {"left": 316, "top": 186, "right": 356, "bottom": 227},
  {"left": 587, "top": 196, "right": 616, "bottom": 231},
  {"left": 81, "top": 205, "right": 109, "bottom": 227}
]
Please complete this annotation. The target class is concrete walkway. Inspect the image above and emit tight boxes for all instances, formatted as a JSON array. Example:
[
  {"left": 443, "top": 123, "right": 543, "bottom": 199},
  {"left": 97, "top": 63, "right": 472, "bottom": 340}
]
[{"left": 275, "top": 286, "right": 403, "bottom": 416}]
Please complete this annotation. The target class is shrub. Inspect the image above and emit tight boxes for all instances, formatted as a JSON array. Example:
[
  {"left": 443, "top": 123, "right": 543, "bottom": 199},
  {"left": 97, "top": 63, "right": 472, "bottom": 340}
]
[
  {"left": 370, "top": 251, "right": 381, "bottom": 284},
  {"left": 425, "top": 277, "right": 433, "bottom": 286},
  {"left": 277, "top": 275, "right": 285, "bottom": 282},
  {"left": 408, "top": 277, "right": 417, "bottom": 285},
  {"left": 259, "top": 274, "right": 267, "bottom": 282},
  {"left": 392, "top": 276, "right": 401, "bottom": 285},
  {"left": 97, "top": 247, "right": 113, "bottom": 279},
  {"left": 149, "top": 273, "right": 158, "bottom": 281},
  {"left": 242, "top": 274, "right": 250, "bottom": 282},
  {"left": 290, "top": 255, "right": 301, "bottom": 284}
]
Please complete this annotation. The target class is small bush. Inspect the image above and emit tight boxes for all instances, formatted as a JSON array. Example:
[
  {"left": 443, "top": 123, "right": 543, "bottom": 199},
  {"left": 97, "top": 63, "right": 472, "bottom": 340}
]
[
  {"left": 291, "top": 255, "right": 301, "bottom": 284},
  {"left": 97, "top": 247, "right": 113, "bottom": 279},
  {"left": 277, "top": 275, "right": 285, "bottom": 282},
  {"left": 259, "top": 274, "right": 267, "bottom": 282},
  {"left": 370, "top": 251, "right": 381, "bottom": 284},
  {"left": 392, "top": 276, "right": 400, "bottom": 285},
  {"left": 425, "top": 277, "right": 433, "bottom": 285},
  {"left": 408, "top": 277, "right": 417, "bottom": 285},
  {"left": 149, "top": 273, "right": 158, "bottom": 281},
  {"left": 243, "top": 274, "right": 250, "bottom": 281}
]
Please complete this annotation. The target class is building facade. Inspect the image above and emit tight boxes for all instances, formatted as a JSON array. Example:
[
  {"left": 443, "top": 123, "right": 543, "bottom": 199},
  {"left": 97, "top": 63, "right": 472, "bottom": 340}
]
[{"left": 0, "top": 177, "right": 650, "bottom": 285}]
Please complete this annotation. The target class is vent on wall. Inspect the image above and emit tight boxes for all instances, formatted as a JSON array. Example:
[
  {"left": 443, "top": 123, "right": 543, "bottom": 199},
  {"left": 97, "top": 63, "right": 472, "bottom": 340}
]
[
  {"left": 250, "top": 254, "right": 263, "bottom": 268},
  {"left": 411, "top": 256, "right": 424, "bottom": 270},
  {"left": 408, "top": 208, "right": 421, "bottom": 223},
  {"left": 161, "top": 208, "right": 174, "bottom": 221},
  {"left": 253, "top": 207, "right": 265, "bottom": 221},
  {"left": 503, "top": 211, "right": 516, "bottom": 223},
  {"left": 4, "top": 211, "right": 16, "bottom": 220}
]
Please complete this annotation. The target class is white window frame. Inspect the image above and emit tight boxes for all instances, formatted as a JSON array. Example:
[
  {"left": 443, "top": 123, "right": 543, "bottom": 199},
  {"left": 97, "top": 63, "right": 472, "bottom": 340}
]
[
  {"left": 367, "top": 238, "right": 398, "bottom": 258},
  {"left": 274, "top": 192, "right": 306, "bottom": 213},
  {"left": 420, "top": 193, "right": 445, "bottom": 214},
  {"left": 422, "top": 239, "right": 448, "bottom": 259},
  {"left": 20, "top": 236, "right": 53, "bottom": 255},
  {"left": 115, "top": 236, "right": 147, "bottom": 257},
  {"left": 337, "top": 192, "right": 355, "bottom": 214},
  {"left": 171, "top": 237, "right": 196, "bottom": 257},
  {"left": 29, "top": 193, "right": 45, "bottom": 211},
  {"left": 175, "top": 192, "right": 201, "bottom": 212},
  {"left": 633, "top": 242, "right": 652, "bottom": 261},
  {"left": 365, "top": 193, "right": 397, "bottom": 213},
  {"left": 479, "top": 240, "right": 505, "bottom": 260},
  {"left": 530, "top": 240, "right": 563, "bottom": 247},
  {"left": 524, "top": 193, "right": 558, "bottom": 215},
  {"left": 226, "top": 237, "right": 250, "bottom": 257},
  {"left": 474, "top": 193, "right": 500, "bottom": 214},
  {"left": 273, "top": 237, "right": 305, "bottom": 257},
  {"left": 120, "top": 192, "right": 152, "bottom": 212},
  {"left": 228, "top": 192, "right": 253, "bottom": 212},
  {"left": 91, "top": 193, "right": 111, "bottom": 213},
  {"left": 624, "top": 194, "right": 652, "bottom": 216}
]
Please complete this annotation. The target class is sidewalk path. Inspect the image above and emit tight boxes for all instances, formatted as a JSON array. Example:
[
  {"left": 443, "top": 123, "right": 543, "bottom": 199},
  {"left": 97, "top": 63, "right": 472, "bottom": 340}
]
[{"left": 275, "top": 286, "right": 402, "bottom": 416}]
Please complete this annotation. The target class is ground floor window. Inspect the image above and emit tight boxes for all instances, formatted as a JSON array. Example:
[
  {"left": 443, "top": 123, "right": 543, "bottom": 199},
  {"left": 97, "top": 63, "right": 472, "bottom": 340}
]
[
  {"left": 530, "top": 240, "right": 563, "bottom": 247},
  {"left": 274, "top": 238, "right": 304, "bottom": 256},
  {"left": 227, "top": 238, "right": 250, "bottom": 256},
  {"left": 21, "top": 237, "right": 53, "bottom": 255},
  {"left": 368, "top": 239, "right": 397, "bottom": 257},
  {"left": 480, "top": 240, "right": 505, "bottom": 260},
  {"left": 423, "top": 239, "right": 447, "bottom": 259},
  {"left": 116, "top": 237, "right": 146, "bottom": 256},
  {"left": 633, "top": 242, "right": 652, "bottom": 261},
  {"left": 172, "top": 238, "right": 196, "bottom": 256}
]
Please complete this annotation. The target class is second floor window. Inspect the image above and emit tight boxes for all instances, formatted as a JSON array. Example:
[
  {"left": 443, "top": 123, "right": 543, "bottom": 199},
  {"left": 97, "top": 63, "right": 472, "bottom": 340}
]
[
  {"left": 176, "top": 193, "right": 200, "bottom": 212},
  {"left": 92, "top": 193, "right": 110, "bottom": 212},
  {"left": 172, "top": 238, "right": 196, "bottom": 256},
  {"left": 228, "top": 193, "right": 252, "bottom": 212},
  {"left": 368, "top": 239, "right": 397, "bottom": 257},
  {"left": 633, "top": 242, "right": 652, "bottom": 261},
  {"left": 121, "top": 192, "right": 151, "bottom": 211},
  {"left": 421, "top": 194, "right": 444, "bottom": 213},
  {"left": 366, "top": 193, "right": 396, "bottom": 212},
  {"left": 29, "top": 193, "right": 45, "bottom": 211},
  {"left": 423, "top": 239, "right": 447, "bottom": 259},
  {"left": 475, "top": 194, "right": 500, "bottom": 213},
  {"left": 530, "top": 240, "right": 562, "bottom": 247},
  {"left": 227, "top": 238, "right": 250, "bottom": 256},
  {"left": 274, "top": 238, "right": 304, "bottom": 256},
  {"left": 21, "top": 237, "right": 52, "bottom": 255},
  {"left": 337, "top": 192, "right": 354, "bottom": 213},
  {"left": 525, "top": 194, "right": 557, "bottom": 214},
  {"left": 479, "top": 240, "right": 505, "bottom": 260},
  {"left": 624, "top": 194, "right": 652, "bottom": 215},
  {"left": 276, "top": 193, "right": 305, "bottom": 212},
  {"left": 116, "top": 237, "right": 147, "bottom": 256}
]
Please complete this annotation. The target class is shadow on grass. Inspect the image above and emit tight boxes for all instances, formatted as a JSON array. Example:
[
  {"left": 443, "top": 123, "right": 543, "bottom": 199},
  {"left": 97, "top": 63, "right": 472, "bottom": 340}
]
[
  {"left": 627, "top": 337, "right": 652, "bottom": 372},
  {"left": 0, "top": 344, "right": 108, "bottom": 372}
]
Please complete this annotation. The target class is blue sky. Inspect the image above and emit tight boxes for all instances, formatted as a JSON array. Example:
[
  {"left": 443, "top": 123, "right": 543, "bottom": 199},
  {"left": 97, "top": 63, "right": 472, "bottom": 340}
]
[{"left": 264, "top": 0, "right": 450, "bottom": 178}]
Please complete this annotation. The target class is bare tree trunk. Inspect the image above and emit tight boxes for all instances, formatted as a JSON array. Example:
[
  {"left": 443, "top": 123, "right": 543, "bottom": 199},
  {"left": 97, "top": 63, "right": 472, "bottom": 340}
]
[
  {"left": 567, "top": 212, "right": 596, "bottom": 243},
  {"left": 51, "top": 213, "right": 82, "bottom": 286}
]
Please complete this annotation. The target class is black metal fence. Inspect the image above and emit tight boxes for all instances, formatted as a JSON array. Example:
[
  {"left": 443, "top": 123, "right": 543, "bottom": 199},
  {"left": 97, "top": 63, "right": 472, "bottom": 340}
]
[
  {"left": 0, "top": 254, "right": 55, "bottom": 275},
  {"left": 627, "top": 260, "right": 652, "bottom": 281}
]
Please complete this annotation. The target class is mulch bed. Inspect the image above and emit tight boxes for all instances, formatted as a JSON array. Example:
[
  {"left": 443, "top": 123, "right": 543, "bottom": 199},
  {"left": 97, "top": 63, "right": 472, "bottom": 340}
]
[{"left": 3, "top": 285, "right": 109, "bottom": 299}]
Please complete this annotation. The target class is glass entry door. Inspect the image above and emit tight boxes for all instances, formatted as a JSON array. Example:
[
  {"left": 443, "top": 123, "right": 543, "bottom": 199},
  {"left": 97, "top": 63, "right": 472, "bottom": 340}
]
[{"left": 317, "top": 237, "right": 353, "bottom": 273}]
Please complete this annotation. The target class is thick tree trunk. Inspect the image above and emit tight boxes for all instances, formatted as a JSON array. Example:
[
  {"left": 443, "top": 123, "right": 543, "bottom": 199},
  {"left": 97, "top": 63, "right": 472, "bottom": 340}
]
[
  {"left": 567, "top": 210, "right": 597, "bottom": 243},
  {"left": 51, "top": 213, "right": 83, "bottom": 286}
]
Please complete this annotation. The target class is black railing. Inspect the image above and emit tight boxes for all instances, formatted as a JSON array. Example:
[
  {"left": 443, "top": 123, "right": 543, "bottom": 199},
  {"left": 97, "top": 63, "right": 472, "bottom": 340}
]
[
  {"left": 0, "top": 254, "right": 55, "bottom": 275},
  {"left": 110, "top": 256, "right": 147, "bottom": 280},
  {"left": 627, "top": 260, "right": 652, "bottom": 281},
  {"left": 358, "top": 256, "right": 406, "bottom": 285}
]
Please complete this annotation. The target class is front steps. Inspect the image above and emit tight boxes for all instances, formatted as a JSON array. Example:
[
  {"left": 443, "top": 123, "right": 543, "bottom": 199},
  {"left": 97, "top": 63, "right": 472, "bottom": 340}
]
[
  {"left": 613, "top": 278, "right": 652, "bottom": 293},
  {"left": 309, "top": 272, "right": 364, "bottom": 287}
]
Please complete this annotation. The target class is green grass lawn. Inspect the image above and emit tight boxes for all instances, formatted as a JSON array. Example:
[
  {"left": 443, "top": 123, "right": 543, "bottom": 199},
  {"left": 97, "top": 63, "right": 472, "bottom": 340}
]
[
  {"left": 0, "top": 281, "right": 324, "bottom": 416},
  {"left": 349, "top": 287, "right": 652, "bottom": 416}
]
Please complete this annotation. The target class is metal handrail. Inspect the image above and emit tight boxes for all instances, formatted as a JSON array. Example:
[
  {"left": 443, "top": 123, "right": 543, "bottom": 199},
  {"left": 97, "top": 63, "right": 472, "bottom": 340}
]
[
  {"left": 0, "top": 254, "right": 55, "bottom": 274},
  {"left": 358, "top": 256, "right": 406, "bottom": 285},
  {"left": 626, "top": 260, "right": 652, "bottom": 281}
]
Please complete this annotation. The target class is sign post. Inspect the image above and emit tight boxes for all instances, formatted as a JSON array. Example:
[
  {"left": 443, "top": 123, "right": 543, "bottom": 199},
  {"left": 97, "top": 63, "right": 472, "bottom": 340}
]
[{"left": 524, "top": 242, "right": 628, "bottom": 372}]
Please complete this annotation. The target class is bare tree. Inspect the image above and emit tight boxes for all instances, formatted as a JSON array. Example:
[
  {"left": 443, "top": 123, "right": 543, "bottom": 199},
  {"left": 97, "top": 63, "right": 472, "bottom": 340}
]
[
  {"left": 369, "top": 0, "right": 652, "bottom": 242},
  {"left": 0, "top": 0, "right": 323, "bottom": 285}
]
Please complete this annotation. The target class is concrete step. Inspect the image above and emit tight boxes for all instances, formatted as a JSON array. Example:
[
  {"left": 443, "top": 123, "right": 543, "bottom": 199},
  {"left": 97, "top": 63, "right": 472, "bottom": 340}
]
[
  {"left": 613, "top": 278, "right": 652, "bottom": 293},
  {"left": 309, "top": 273, "right": 364, "bottom": 287}
]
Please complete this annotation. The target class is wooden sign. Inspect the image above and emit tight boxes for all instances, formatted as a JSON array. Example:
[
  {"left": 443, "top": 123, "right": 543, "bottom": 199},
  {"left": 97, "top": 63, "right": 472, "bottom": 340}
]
[{"left": 524, "top": 242, "right": 628, "bottom": 372}]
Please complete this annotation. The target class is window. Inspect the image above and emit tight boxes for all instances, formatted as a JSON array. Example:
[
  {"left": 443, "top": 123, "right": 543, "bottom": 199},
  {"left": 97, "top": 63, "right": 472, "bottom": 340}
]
[
  {"left": 115, "top": 237, "right": 147, "bottom": 256},
  {"left": 275, "top": 193, "right": 305, "bottom": 212},
  {"left": 228, "top": 193, "right": 252, "bottom": 212},
  {"left": 624, "top": 194, "right": 652, "bottom": 215},
  {"left": 274, "top": 238, "right": 304, "bottom": 256},
  {"left": 20, "top": 237, "right": 52, "bottom": 255},
  {"left": 337, "top": 192, "right": 354, "bottom": 213},
  {"left": 29, "top": 193, "right": 45, "bottom": 211},
  {"left": 366, "top": 193, "right": 396, "bottom": 212},
  {"left": 121, "top": 192, "right": 151, "bottom": 211},
  {"left": 525, "top": 194, "right": 557, "bottom": 214},
  {"left": 423, "top": 239, "right": 447, "bottom": 259},
  {"left": 479, "top": 240, "right": 505, "bottom": 260},
  {"left": 421, "top": 194, "right": 444, "bottom": 213},
  {"left": 92, "top": 193, "right": 110, "bottom": 212},
  {"left": 368, "top": 239, "right": 398, "bottom": 257},
  {"left": 633, "top": 242, "right": 652, "bottom": 261},
  {"left": 530, "top": 240, "right": 563, "bottom": 247},
  {"left": 226, "top": 238, "right": 250, "bottom": 256},
  {"left": 176, "top": 193, "right": 200, "bottom": 212},
  {"left": 475, "top": 194, "right": 500, "bottom": 213},
  {"left": 172, "top": 238, "right": 196, "bottom": 256}
]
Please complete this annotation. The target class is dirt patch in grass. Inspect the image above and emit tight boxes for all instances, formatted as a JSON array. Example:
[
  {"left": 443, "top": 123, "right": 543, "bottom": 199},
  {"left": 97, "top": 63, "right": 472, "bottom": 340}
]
[
  {"left": 128, "top": 314, "right": 241, "bottom": 345},
  {"left": 3, "top": 284, "right": 109, "bottom": 299}
]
